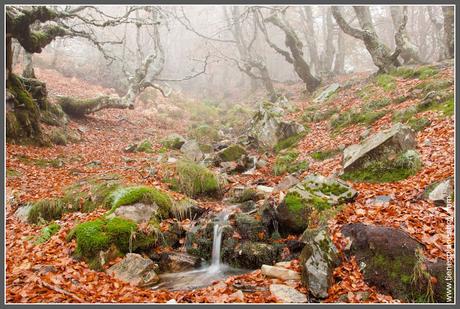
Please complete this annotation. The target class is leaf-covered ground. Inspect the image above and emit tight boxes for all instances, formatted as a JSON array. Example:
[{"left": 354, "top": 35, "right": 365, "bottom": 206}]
[{"left": 6, "top": 65, "right": 454, "bottom": 303}]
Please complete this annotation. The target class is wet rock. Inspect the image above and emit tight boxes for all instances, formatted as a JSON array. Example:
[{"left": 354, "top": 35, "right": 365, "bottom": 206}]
[
  {"left": 229, "top": 186, "right": 257, "bottom": 203},
  {"left": 341, "top": 223, "right": 451, "bottom": 303},
  {"left": 161, "top": 133, "right": 186, "bottom": 149},
  {"left": 107, "top": 253, "right": 159, "bottom": 287},
  {"left": 269, "top": 284, "right": 308, "bottom": 303},
  {"left": 238, "top": 200, "right": 257, "bottom": 213},
  {"left": 234, "top": 213, "right": 267, "bottom": 241},
  {"left": 299, "top": 229, "right": 340, "bottom": 299},
  {"left": 227, "top": 241, "right": 280, "bottom": 269},
  {"left": 180, "top": 140, "right": 204, "bottom": 162},
  {"left": 158, "top": 252, "right": 202, "bottom": 273},
  {"left": 229, "top": 289, "right": 245, "bottom": 302},
  {"left": 106, "top": 202, "right": 158, "bottom": 224},
  {"left": 171, "top": 198, "right": 205, "bottom": 221},
  {"left": 247, "top": 102, "right": 305, "bottom": 150},
  {"left": 277, "top": 174, "right": 357, "bottom": 233},
  {"left": 162, "top": 221, "right": 185, "bottom": 248},
  {"left": 261, "top": 265, "right": 300, "bottom": 280},
  {"left": 274, "top": 175, "right": 300, "bottom": 192},
  {"left": 314, "top": 83, "right": 340, "bottom": 104}
]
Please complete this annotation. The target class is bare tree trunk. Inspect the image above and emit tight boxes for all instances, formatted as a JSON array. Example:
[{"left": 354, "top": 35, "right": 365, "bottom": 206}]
[
  {"left": 427, "top": 7, "right": 445, "bottom": 61},
  {"left": 390, "top": 6, "right": 422, "bottom": 64},
  {"left": 22, "top": 52, "right": 36, "bottom": 78},
  {"left": 264, "top": 10, "right": 320, "bottom": 92},
  {"left": 333, "top": 29, "right": 346, "bottom": 74},
  {"left": 442, "top": 6, "right": 454, "bottom": 59},
  {"left": 6, "top": 36, "right": 13, "bottom": 82},
  {"left": 332, "top": 6, "right": 403, "bottom": 73},
  {"left": 299, "top": 7, "right": 319, "bottom": 75},
  {"left": 320, "top": 7, "right": 335, "bottom": 74}
]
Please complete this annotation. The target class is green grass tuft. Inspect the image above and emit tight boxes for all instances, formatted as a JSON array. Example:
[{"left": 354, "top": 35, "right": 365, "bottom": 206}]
[
  {"left": 176, "top": 160, "right": 220, "bottom": 197},
  {"left": 375, "top": 74, "right": 396, "bottom": 92},
  {"left": 35, "top": 222, "right": 61, "bottom": 244}
]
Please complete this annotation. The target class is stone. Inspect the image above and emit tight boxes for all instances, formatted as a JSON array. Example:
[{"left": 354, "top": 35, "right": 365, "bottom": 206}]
[
  {"left": 256, "top": 159, "right": 268, "bottom": 169},
  {"left": 256, "top": 185, "right": 274, "bottom": 194},
  {"left": 234, "top": 213, "right": 267, "bottom": 241},
  {"left": 106, "top": 203, "right": 158, "bottom": 224},
  {"left": 107, "top": 253, "right": 159, "bottom": 287},
  {"left": 275, "top": 261, "right": 292, "bottom": 268},
  {"left": 261, "top": 265, "right": 300, "bottom": 280},
  {"left": 343, "top": 123, "right": 417, "bottom": 173},
  {"left": 299, "top": 229, "right": 339, "bottom": 299},
  {"left": 277, "top": 174, "right": 357, "bottom": 233},
  {"left": 274, "top": 175, "right": 300, "bottom": 192},
  {"left": 167, "top": 157, "right": 178, "bottom": 164},
  {"left": 161, "top": 133, "right": 186, "bottom": 149},
  {"left": 269, "top": 284, "right": 308, "bottom": 303},
  {"left": 426, "top": 178, "right": 454, "bottom": 206},
  {"left": 229, "top": 290, "right": 245, "bottom": 302},
  {"left": 180, "top": 140, "right": 204, "bottom": 162},
  {"left": 14, "top": 204, "right": 33, "bottom": 223},
  {"left": 226, "top": 241, "right": 280, "bottom": 269},
  {"left": 341, "top": 223, "right": 451, "bottom": 302},
  {"left": 158, "top": 252, "right": 202, "bottom": 272},
  {"left": 216, "top": 144, "right": 247, "bottom": 162},
  {"left": 247, "top": 102, "right": 305, "bottom": 149},
  {"left": 366, "top": 195, "right": 392, "bottom": 205},
  {"left": 219, "top": 161, "right": 238, "bottom": 173},
  {"left": 314, "top": 83, "right": 340, "bottom": 104}
]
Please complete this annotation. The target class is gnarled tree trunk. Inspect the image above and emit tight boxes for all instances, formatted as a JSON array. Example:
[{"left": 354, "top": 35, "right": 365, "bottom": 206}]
[{"left": 390, "top": 6, "right": 422, "bottom": 64}]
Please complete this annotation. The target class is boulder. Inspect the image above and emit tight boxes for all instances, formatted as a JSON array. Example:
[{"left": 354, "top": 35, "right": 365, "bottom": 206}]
[
  {"left": 299, "top": 229, "right": 340, "bottom": 299},
  {"left": 274, "top": 175, "right": 300, "bottom": 192},
  {"left": 161, "top": 133, "right": 186, "bottom": 149},
  {"left": 227, "top": 241, "right": 280, "bottom": 269},
  {"left": 261, "top": 265, "right": 300, "bottom": 280},
  {"left": 107, "top": 253, "right": 159, "bottom": 287},
  {"left": 314, "top": 83, "right": 340, "bottom": 104},
  {"left": 158, "top": 252, "right": 202, "bottom": 273},
  {"left": 216, "top": 144, "right": 247, "bottom": 162},
  {"left": 106, "top": 202, "right": 158, "bottom": 224},
  {"left": 180, "top": 140, "right": 204, "bottom": 162},
  {"left": 277, "top": 174, "right": 357, "bottom": 233},
  {"left": 343, "top": 123, "right": 417, "bottom": 173},
  {"left": 269, "top": 284, "right": 308, "bottom": 303},
  {"left": 247, "top": 102, "right": 305, "bottom": 149},
  {"left": 341, "top": 223, "right": 452, "bottom": 303},
  {"left": 234, "top": 213, "right": 268, "bottom": 241}
]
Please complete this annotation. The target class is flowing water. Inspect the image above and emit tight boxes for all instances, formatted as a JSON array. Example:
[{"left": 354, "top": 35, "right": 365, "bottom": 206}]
[{"left": 152, "top": 206, "right": 246, "bottom": 291}]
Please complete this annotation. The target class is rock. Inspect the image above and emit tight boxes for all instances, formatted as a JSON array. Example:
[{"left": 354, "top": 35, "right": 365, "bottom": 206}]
[
  {"left": 274, "top": 175, "right": 300, "bottom": 192},
  {"left": 216, "top": 144, "right": 247, "bottom": 162},
  {"left": 359, "top": 128, "right": 371, "bottom": 141},
  {"left": 299, "top": 229, "right": 340, "bottom": 299},
  {"left": 158, "top": 252, "right": 202, "bottom": 272},
  {"left": 107, "top": 253, "right": 159, "bottom": 287},
  {"left": 106, "top": 203, "right": 158, "bottom": 224},
  {"left": 275, "top": 261, "right": 292, "bottom": 268},
  {"left": 167, "top": 157, "right": 178, "bottom": 164},
  {"left": 424, "top": 138, "right": 432, "bottom": 146},
  {"left": 269, "top": 284, "right": 308, "bottom": 303},
  {"left": 171, "top": 198, "right": 205, "bottom": 221},
  {"left": 14, "top": 204, "right": 33, "bottom": 223},
  {"left": 226, "top": 241, "right": 280, "bottom": 269},
  {"left": 161, "top": 133, "right": 186, "bottom": 149},
  {"left": 424, "top": 178, "right": 454, "bottom": 206},
  {"left": 162, "top": 221, "right": 186, "bottom": 248},
  {"left": 219, "top": 161, "right": 238, "bottom": 173},
  {"left": 277, "top": 174, "right": 357, "bottom": 233},
  {"left": 166, "top": 299, "right": 177, "bottom": 304},
  {"left": 341, "top": 223, "right": 452, "bottom": 302},
  {"left": 234, "top": 213, "right": 267, "bottom": 241},
  {"left": 229, "top": 290, "right": 245, "bottom": 302},
  {"left": 314, "top": 83, "right": 340, "bottom": 104},
  {"left": 238, "top": 200, "right": 257, "bottom": 213},
  {"left": 180, "top": 140, "right": 204, "bottom": 162},
  {"left": 261, "top": 265, "right": 300, "bottom": 280},
  {"left": 256, "top": 159, "right": 268, "bottom": 169},
  {"left": 343, "top": 123, "right": 417, "bottom": 173},
  {"left": 366, "top": 195, "right": 392, "bottom": 205},
  {"left": 256, "top": 185, "right": 274, "bottom": 194},
  {"left": 247, "top": 102, "right": 305, "bottom": 149},
  {"left": 229, "top": 186, "right": 257, "bottom": 203}
]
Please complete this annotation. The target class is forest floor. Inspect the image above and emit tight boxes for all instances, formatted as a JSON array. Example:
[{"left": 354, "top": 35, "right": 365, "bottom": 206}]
[{"left": 5, "top": 64, "right": 454, "bottom": 303}]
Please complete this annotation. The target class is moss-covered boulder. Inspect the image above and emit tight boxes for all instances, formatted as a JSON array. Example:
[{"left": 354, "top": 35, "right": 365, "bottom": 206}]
[
  {"left": 180, "top": 140, "right": 204, "bottom": 162},
  {"left": 216, "top": 144, "right": 247, "bottom": 162},
  {"left": 27, "top": 198, "right": 65, "bottom": 224},
  {"left": 277, "top": 174, "right": 357, "bottom": 233},
  {"left": 176, "top": 160, "right": 220, "bottom": 198},
  {"left": 234, "top": 213, "right": 268, "bottom": 242},
  {"left": 299, "top": 229, "right": 340, "bottom": 299},
  {"left": 161, "top": 133, "right": 186, "bottom": 149},
  {"left": 224, "top": 241, "right": 280, "bottom": 269},
  {"left": 342, "top": 123, "right": 421, "bottom": 182},
  {"left": 342, "top": 223, "right": 452, "bottom": 303},
  {"left": 68, "top": 217, "right": 158, "bottom": 270},
  {"left": 190, "top": 124, "right": 219, "bottom": 143}
]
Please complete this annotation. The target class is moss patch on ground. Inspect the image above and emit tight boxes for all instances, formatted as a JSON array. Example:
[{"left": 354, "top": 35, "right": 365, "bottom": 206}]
[
  {"left": 375, "top": 74, "right": 396, "bottom": 92},
  {"left": 274, "top": 132, "right": 306, "bottom": 153},
  {"left": 273, "top": 151, "right": 308, "bottom": 176},
  {"left": 35, "top": 222, "right": 60, "bottom": 244},
  {"left": 390, "top": 66, "right": 439, "bottom": 80},
  {"left": 176, "top": 160, "right": 220, "bottom": 197},
  {"left": 217, "top": 144, "right": 246, "bottom": 162},
  {"left": 311, "top": 148, "right": 340, "bottom": 161}
]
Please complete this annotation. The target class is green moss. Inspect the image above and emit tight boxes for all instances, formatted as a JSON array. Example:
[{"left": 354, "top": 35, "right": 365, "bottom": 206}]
[
  {"left": 135, "top": 139, "right": 153, "bottom": 153},
  {"left": 199, "top": 144, "right": 214, "bottom": 153},
  {"left": 318, "top": 183, "right": 348, "bottom": 196},
  {"left": 415, "top": 79, "right": 453, "bottom": 93},
  {"left": 392, "top": 106, "right": 417, "bottom": 123},
  {"left": 50, "top": 129, "right": 67, "bottom": 145},
  {"left": 341, "top": 151, "right": 421, "bottom": 183},
  {"left": 407, "top": 117, "right": 431, "bottom": 132},
  {"left": 331, "top": 108, "right": 386, "bottom": 131},
  {"left": 6, "top": 168, "right": 20, "bottom": 178},
  {"left": 364, "top": 97, "right": 392, "bottom": 110},
  {"left": 393, "top": 95, "right": 408, "bottom": 104},
  {"left": 418, "top": 67, "right": 439, "bottom": 80},
  {"left": 375, "top": 74, "right": 396, "bottom": 92},
  {"left": 176, "top": 160, "right": 220, "bottom": 197},
  {"left": 431, "top": 96, "right": 454, "bottom": 117},
  {"left": 303, "top": 107, "right": 338, "bottom": 123},
  {"left": 309, "top": 195, "right": 331, "bottom": 211},
  {"left": 311, "top": 148, "right": 340, "bottom": 161},
  {"left": 231, "top": 188, "right": 257, "bottom": 203},
  {"left": 105, "top": 186, "right": 172, "bottom": 218},
  {"left": 284, "top": 191, "right": 305, "bottom": 213},
  {"left": 28, "top": 199, "right": 64, "bottom": 224},
  {"left": 35, "top": 222, "right": 60, "bottom": 244},
  {"left": 274, "top": 131, "right": 306, "bottom": 153},
  {"left": 218, "top": 144, "right": 246, "bottom": 162},
  {"left": 390, "top": 66, "right": 439, "bottom": 80},
  {"left": 273, "top": 151, "right": 308, "bottom": 176}
]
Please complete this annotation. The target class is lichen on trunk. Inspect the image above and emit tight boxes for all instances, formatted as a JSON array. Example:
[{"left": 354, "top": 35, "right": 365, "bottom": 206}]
[{"left": 57, "top": 96, "right": 132, "bottom": 117}]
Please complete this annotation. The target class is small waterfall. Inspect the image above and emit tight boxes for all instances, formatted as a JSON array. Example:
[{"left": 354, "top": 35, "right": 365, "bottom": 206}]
[{"left": 209, "top": 207, "right": 233, "bottom": 271}]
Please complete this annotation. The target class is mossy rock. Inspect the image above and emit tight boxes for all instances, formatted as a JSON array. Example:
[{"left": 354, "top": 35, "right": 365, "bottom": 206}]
[
  {"left": 104, "top": 185, "right": 172, "bottom": 219},
  {"left": 190, "top": 125, "right": 219, "bottom": 143},
  {"left": 274, "top": 132, "right": 306, "bottom": 153},
  {"left": 161, "top": 133, "right": 186, "bottom": 150},
  {"left": 234, "top": 213, "right": 267, "bottom": 242},
  {"left": 216, "top": 144, "right": 247, "bottom": 162},
  {"left": 49, "top": 128, "right": 67, "bottom": 145},
  {"left": 68, "top": 217, "right": 158, "bottom": 270},
  {"left": 135, "top": 139, "right": 153, "bottom": 153},
  {"left": 176, "top": 160, "right": 220, "bottom": 198},
  {"left": 41, "top": 103, "right": 68, "bottom": 126},
  {"left": 230, "top": 187, "right": 257, "bottom": 203},
  {"left": 273, "top": 151, "right": 308, "bottom": 176},
  {"left": 341, "top": 150, "right": 422, "bottom": 183},
  {"left": 390, "top": 65, "right": 439, "bottom": 80},
  {"left": 375, "top": 74, "right": 396, "bottom": 92},
  {"left": 224, "top": 241, "right": 280, "bottom": 269}
]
